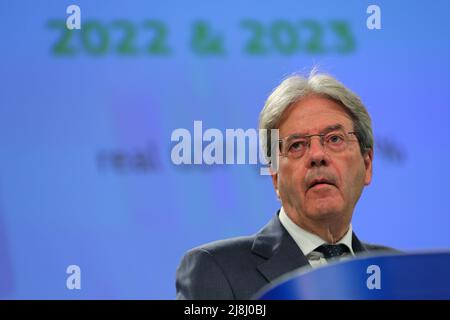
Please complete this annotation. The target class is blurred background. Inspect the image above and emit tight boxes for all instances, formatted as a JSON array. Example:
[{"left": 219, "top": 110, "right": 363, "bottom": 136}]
[{"left": 0, "top": 0, "right": 449, "bottom": 299}]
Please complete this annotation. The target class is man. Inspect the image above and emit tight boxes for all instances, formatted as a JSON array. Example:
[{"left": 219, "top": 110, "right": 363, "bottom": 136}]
[{"left": 176, "top": 71, "right": 397, "bottom": 300}]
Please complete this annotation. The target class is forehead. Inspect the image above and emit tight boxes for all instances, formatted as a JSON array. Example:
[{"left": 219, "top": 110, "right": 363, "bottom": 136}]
[{"left": 278, "top": 95, "right": 354, "bottom": 137}]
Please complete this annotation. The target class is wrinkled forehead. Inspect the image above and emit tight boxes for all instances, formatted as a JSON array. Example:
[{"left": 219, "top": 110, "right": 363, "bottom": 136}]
[{"left": 278, "top": 97, "right": 355, "bottom": 137}]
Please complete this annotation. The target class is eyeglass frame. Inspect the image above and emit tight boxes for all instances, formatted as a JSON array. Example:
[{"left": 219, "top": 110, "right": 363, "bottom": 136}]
[{"left": 277, "top": 129, "right": 360, "bottom": 159}]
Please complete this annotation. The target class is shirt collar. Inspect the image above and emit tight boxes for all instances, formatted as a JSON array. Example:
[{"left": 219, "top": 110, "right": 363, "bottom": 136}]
[{"left": 278, "top": 206, "right": 355, "bottom": 256}]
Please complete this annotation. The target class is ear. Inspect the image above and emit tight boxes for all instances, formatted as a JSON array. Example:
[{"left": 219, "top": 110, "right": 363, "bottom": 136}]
[
  {"left": 270, "top": 167, "right": 281, "bottom": 200},
  {"left": 363, "top": 149, "right": 373, "bottom": 186}
]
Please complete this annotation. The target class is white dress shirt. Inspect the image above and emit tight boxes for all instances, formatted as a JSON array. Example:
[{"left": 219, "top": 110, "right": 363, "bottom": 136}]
[{"left": 278, "top": 207, "right": 355, "bottom": 268}]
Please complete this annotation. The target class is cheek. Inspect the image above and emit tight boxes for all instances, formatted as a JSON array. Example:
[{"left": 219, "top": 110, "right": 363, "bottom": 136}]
[
  {"left": 333, "top": 156, "right": 360, "bottom": 193},
  {"left": 278, "top": 162, "right": 304, "bottom": 194},
  {"left": 341, "top": 157, "right": 366, "bottom": 195}
]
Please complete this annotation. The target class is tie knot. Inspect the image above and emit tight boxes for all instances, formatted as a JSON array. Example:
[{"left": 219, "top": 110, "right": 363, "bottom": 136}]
[{"left": 315, "top": 244, "right": 350, "bottom": 259}]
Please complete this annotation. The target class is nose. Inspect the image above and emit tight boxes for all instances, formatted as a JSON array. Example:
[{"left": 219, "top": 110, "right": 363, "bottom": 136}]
[{"left": 307, "top": 136, "right": 328, "bottom": 168}]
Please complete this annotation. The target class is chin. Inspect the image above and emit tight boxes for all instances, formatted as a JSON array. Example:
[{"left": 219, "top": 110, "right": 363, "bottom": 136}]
[{"left": 307, "top": 203, "right": 343, "bottom": 221}]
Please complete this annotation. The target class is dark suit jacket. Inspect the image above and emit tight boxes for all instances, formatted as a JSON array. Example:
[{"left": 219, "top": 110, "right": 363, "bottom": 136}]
[{"left": 176, "top": 213, "right": 397, "bottom": 300}]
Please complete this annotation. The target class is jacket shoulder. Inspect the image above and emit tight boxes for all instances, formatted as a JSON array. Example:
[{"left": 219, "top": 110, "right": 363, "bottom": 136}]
[
  {"left": 362, "top": 242, "right": 402, "bottom": 254},
  {"left": 176, "top": 235, "right": 258, "bottom": 300},
  {"left": 191, "top": 235, "right": 256, "bottom": 256}
]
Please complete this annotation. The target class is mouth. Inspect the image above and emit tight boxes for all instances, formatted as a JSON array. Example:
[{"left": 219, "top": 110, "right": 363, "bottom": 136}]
[{"left": 307, "top": 178, "right": 337, "bottom": 191}]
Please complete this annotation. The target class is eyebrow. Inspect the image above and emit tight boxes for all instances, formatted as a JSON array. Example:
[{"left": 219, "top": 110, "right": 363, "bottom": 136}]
[
  {"left": 318, "top": 124, "right": 345, "bottom": 135},
  {"left": 281, "top": 124, "right": 346, "bottom": 140}
]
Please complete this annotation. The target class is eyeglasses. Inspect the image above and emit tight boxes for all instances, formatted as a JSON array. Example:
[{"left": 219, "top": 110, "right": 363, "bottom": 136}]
[{"left": 278, "top": 130, "right": 359, "bottom": 159}]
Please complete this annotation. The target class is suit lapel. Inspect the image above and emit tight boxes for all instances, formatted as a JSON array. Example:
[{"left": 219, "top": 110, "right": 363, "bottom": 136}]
[
  {"left": 252, "top": 214, "right": 310, "bottom": 283},
  {"left": 352, "top": 232, "right": 369, "bottom": 254}
]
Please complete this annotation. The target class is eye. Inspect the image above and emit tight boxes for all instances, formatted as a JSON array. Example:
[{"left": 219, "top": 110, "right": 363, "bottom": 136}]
[
  {"left": 289, "top": 140, "right": 306, "bottom": 153},
  {"left": 327, "top": 134, "right": 344, "bottom": 145}
]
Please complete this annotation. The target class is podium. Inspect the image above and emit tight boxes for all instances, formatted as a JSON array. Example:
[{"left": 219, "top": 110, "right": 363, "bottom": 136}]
[{"left": 256, "top": 251, "right": 450, "bottom": 299}]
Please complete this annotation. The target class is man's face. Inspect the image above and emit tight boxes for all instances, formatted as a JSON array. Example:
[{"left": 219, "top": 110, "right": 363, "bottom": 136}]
[{"left": 272, "top": 95, "right": 373, "bottom": 230}]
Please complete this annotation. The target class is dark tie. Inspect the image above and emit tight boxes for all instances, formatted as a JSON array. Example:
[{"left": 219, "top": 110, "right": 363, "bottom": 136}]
[{"left": 315, "top": 244, "right": 350, "bottom": 259}]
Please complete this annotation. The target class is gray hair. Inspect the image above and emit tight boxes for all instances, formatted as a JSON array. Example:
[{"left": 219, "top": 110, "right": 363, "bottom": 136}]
[{"left": 259, "top": 71, "right": 373, "bottom": 159}]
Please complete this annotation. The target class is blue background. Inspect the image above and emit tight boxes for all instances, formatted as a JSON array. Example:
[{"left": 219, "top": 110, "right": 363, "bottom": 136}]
[{"left": 0, "top": 0, "right": 449, "bottom": 298}]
